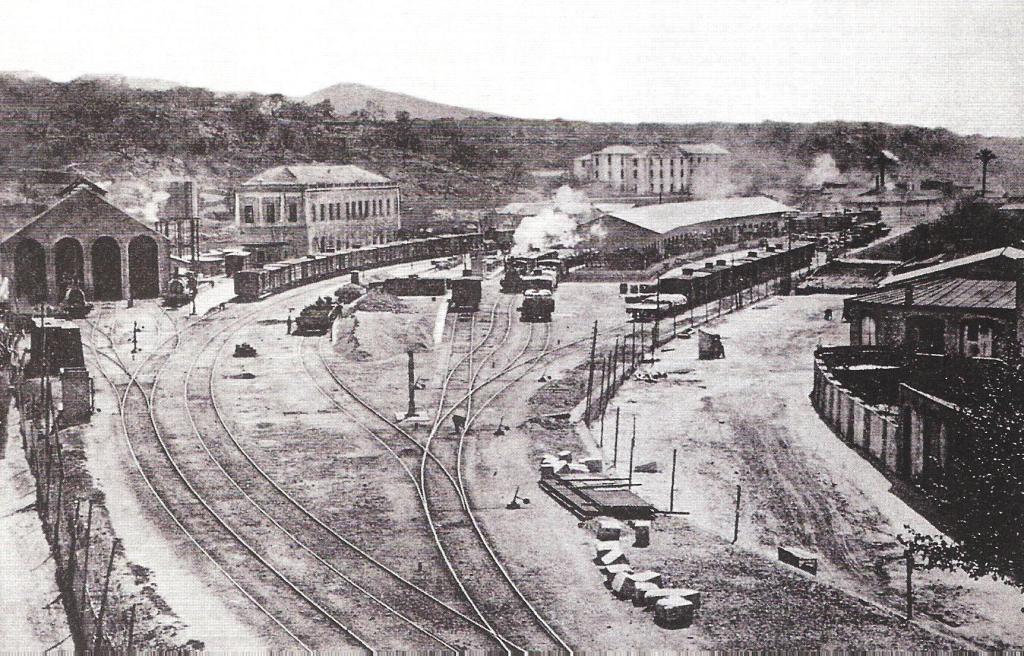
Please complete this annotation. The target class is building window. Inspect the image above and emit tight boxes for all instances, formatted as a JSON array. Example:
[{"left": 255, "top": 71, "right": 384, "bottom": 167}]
[
  {"left": 288, "top": 203, "right": 298, "bottom": 222},
  {"left": 386, "top": 198, "right": 391, "bottom": 215},
  {"left": 906, "top": 316, "right": 945, "bottom": 354},
  {"left": 962, "top": 320, "right": 995, "bottom": 357},
  {"left": 243, "top": 205, "right": 254, "bottom": 223},
  {"left": 861, "top": 315, "right": 877, "bottom": 345},
  {"left": 264, "top": 202, "right": 276, "bottom": 223}
]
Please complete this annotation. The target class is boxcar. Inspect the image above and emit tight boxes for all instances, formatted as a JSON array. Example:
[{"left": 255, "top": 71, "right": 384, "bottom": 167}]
[{"left": 449, "top": 276, "right": 482, "bottom": 312}]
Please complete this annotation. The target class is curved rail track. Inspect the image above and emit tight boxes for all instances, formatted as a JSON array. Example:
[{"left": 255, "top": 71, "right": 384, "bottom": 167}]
[{"left": 84, "top": 304, "right": 352, "bottom": 652}]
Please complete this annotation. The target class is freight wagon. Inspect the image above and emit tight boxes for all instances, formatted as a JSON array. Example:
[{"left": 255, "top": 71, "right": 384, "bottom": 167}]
[
  {"left": 625, "top": 241, "right": 815, "bottom": 320},
  {"left": 234, "top": 233, "right": 481, "bottom": 302},
  {"left": 449, "top": 276, "right": 483, "bottom": 312}
]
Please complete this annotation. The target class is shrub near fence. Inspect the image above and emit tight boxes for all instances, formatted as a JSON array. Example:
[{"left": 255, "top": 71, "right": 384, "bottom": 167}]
[{"left": 14, "top": 375, "right": 188, "bottom": 652}]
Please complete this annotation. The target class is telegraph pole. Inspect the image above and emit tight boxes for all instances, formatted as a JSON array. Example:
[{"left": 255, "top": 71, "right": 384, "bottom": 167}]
[
  {"left": 905, "top": 549, "right": 914, "bottom": 621},
  {"left": 613, "top": 407, "right": 620, "bottom": 468},
  {"left": 732, "top": 484, "right": 742, "bottom": 544},
  {"left": 628, "top": 415, "right": 637, "bottom": 487},
  {"left": 584, "top": 321, "right": 597, "bottom": 426},
  {"left": 669, "top": 448, "right": 678, "bottom": 512}
]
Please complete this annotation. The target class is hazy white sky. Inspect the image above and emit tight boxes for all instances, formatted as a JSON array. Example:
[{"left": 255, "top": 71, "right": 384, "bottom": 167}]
[{"left": 3, "top": 0, "right": 1022, "bottom": 136}]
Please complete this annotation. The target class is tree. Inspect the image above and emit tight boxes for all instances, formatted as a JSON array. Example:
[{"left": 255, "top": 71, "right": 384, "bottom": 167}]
[
  {"left": 900, "top": 352, "right": 1024, "bottom": 605},
  {"left": 389, "top": 110, "right": 421, "bottom": 151},
  {"left": 975, "top": 148, "right": 997, "bottom": 196}
]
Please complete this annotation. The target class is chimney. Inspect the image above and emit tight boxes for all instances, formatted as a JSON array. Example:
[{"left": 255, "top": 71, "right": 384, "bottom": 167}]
[
  {"left": 716, "top": 259, "right": 727, "bottom": 266},
  {"left": 705, "top": 262, "right": 714, "bottom": 269},
  {"left": 904, "top": 286, "right": 914, "bottom": 306}
]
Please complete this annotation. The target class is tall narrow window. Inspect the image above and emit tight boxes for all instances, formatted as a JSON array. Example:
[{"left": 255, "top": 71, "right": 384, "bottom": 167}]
[
  {"left": 243, "top": 205, "right": 254, "bottom": 224},
  {"left": 288, "top": 203, "right": 298, "bottom": 222},
  {"left": 264, "top": 202, "right": 276, "bottom": 223},
  {"left": 861, "top": 316, "right": 877, "bottom": 346}
]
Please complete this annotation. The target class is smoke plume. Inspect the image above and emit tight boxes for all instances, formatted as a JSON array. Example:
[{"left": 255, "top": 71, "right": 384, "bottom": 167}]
[
  {"left": 510, "top": 185, "right": 591, "bottom": 254},
  {"left": 804, "top": 153, "right": 842, "bottom": 187}
]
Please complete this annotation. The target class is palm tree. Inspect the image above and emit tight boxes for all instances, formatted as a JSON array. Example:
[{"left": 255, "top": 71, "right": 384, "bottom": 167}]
[{"left": 975, "top": 148, "right": 997, "bottom": 196}]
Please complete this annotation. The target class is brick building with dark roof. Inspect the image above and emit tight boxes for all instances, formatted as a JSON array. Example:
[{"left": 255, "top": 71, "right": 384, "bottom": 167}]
[{"left": 843, "top": 247, "right": 1024, "bottom": 358}]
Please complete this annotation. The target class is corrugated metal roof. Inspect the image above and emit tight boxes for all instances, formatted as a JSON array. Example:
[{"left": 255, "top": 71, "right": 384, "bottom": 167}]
[
  {"left": 242, "top": 164, "right": 391, "bottom": 187},
  {"left": 852, "top": 277, "right": 1016, "bottom": 310},
  {"left": 605, "top": 196, "right": 797, "bottom": 235},
  {"left": 882, "top": 246, "right": 1024, "bottom": 286}
]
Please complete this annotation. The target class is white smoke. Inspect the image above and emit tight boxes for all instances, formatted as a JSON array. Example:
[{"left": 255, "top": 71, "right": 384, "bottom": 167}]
[
  {"left": 511, "top": 208, "right": 580, "bottom": 254},
  {"left": 510, "top": 185, "right": 596, "bottom": 255},
  {"left": 551, "top": 185, "right": 590, "bottom": 215},
  {"left": 804, "top": 153, "right": 842, "bottom": 187},
  {"left": 143, "top": 191, "right": 171, "bottom": 224}
]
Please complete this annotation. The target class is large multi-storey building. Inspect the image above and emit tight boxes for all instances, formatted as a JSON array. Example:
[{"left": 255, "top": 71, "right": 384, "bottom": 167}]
[
  {"left": 235, "top": 164, "right": 401, "bottom": 258},
  {"left": 573, "top": 144, "right": 730, "bottom": 196}
]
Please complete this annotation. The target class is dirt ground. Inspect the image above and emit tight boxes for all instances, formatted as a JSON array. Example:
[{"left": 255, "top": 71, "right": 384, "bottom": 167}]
[
  {"left": 588, "top": 293, "right": 1023, "bottom": 648},
  {"left": 65, "top": 267, "right": 1023, "bottom": 650},
  {"left": 0, "top": 401, "right": 71, "bottom": 652}
]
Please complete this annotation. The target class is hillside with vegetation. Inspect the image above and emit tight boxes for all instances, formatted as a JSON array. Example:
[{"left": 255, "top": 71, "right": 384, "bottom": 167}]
[{"left": 1, "top": 74, "right": 1022, "bottom": 238}]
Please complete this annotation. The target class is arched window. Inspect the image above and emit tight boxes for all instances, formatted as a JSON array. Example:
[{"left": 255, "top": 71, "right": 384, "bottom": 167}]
[{"left": 861, "top": 315, "right": 877, "bottom": 346}]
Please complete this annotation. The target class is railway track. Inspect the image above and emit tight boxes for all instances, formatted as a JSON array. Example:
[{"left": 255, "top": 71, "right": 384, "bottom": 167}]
[
  {"left": 191, "top": 301, "right": 514, "bottom": 651},
  {"left": 84, "top": 281, "right": 503, "bottom": 652},
  {"left": 413, "top": 291, "right": 571, "bottom": 653},
  {"left": 84, "top": 304, "right": 355, "bottom": 652},
  {"left": 309, "top": 294, "right": 640, "bottom": 654},
  {"left": 78, "top": 263, "right": 597, "bottom": 652}
]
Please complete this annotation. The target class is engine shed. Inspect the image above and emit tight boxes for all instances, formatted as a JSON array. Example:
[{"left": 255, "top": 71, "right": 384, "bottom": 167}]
[{"left": 0, "top": 181, "right": 171, "bottom": 305}]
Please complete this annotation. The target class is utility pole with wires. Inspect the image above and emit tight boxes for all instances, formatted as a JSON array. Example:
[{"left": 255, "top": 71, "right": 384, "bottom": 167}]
[
  {"left": 628, "top": 415, "right": 637, "bottom": 487},
  {"left": 584, "top": 321, "right": 598, "bottom": 426}
]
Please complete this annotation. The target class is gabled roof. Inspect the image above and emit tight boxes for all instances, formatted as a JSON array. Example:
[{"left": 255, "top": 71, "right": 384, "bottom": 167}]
[
  {"left": 596, "top": 145, "right": 641, "bottom": 155},
  {"left": 851, "top": 277, "right": 1015, "bottom": 311},
  {"left": 242, "top": 164, "right": 391, "bottom": 187},
  {"left": 0, "top": 203, "right": 47, "bottom": 243},
  {"left": 585, "top": 143, "right": 729, "bottom": 159},
  {"left": 1, "top": 188, "right": 169, "bottom": 245},
  {"left": 677, "top": 143, "right": 730, "bottom": 155},
  {"left": 881, "top": 246, "right": 1024, "bottom": 286},
  {"left": 604, "top": 196, "right": 797, "bottom": 235}
]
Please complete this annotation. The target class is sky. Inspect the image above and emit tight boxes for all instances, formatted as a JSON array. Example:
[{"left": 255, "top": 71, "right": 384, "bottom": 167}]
[{"left": 2, "top": 0, "right": 1022, "bottom": 137}]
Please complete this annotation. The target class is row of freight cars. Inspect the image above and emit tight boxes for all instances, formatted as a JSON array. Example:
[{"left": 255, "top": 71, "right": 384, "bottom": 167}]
[
  {"left": 623, "top": 241, "right": 817, "bottom": 320},
  {"left": 233, "top": 233, "right": 481, "bottom": 302}
]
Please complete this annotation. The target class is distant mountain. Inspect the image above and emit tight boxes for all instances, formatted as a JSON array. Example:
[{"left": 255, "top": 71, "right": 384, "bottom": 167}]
[
  {"left": 304, "top": 82, "right": 504, "bottom": 120},
  {"left": 75, "top": 74, "right": 184, "bottom": 92},
  {"left": 0, "top": 70, "right": 49, "bottom": 81}
]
